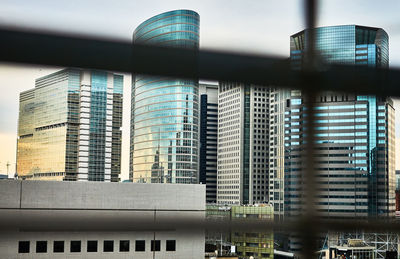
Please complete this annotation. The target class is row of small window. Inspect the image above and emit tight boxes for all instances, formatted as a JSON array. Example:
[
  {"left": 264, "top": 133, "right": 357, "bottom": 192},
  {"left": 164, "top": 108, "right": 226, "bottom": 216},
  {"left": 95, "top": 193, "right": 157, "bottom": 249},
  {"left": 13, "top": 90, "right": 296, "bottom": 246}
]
[{"left": 18, "top": 239, "right": 176, "bottom": 254}]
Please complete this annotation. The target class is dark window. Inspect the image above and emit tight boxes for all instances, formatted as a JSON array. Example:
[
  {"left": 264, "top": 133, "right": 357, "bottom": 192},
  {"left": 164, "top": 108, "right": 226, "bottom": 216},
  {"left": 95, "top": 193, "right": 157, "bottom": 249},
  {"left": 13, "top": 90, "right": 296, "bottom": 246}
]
[
  {"left": 151, "top": 240, "right": 161, "bottom": 251},
  {"left": 36, "top": 241, "right": 47, "bottom": 253},
  {"left": 166, "top": 240, "right": 176, "bottom": 251},
  {"left": 18, "top": 241, "right": 30, "bottom": 253},
  {"left": 120, "top": 240, "right": 129, "bottom": 252},
  {"left": 135, "top": 240, "right": 145, "bottom": 251},
  {"left": 103, "top": 240, "right": 113, "bottom": 252},
  {"left": 53, "top": 241, "right": 64, "bottom": 253},
  {"left": 87, "top": 240, "right": 98, "bottom": 252},
  {"left": 70, "top": 241, "right": 81, "bottom": 252}
]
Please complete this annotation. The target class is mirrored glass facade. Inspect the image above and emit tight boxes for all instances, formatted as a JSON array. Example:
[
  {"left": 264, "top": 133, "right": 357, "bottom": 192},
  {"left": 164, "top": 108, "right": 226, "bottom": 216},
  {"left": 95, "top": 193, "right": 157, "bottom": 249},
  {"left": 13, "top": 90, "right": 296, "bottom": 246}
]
[
  {"left": 16, "top": 69, "right": 123, "bottom": 181},
  {"left": 130, "top": 10, "right": 200, "bottom": 183},
  {"left": 284, "top": 25, "right": 394, "bottom": 220}
]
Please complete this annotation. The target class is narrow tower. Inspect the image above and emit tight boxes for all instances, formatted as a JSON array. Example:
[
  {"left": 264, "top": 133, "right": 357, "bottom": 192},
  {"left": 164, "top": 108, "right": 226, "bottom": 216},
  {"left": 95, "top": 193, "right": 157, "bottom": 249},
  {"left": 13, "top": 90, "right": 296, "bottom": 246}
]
[{"left": 130, "top": 10, "right": 200, "bottom": 184}]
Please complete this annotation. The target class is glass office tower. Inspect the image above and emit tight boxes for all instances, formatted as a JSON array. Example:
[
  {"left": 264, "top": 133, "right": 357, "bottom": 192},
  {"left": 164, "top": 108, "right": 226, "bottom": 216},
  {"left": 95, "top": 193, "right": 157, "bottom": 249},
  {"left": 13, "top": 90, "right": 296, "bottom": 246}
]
[
  {"left": 284, "top": 25, "right": 395, "bottom": 219},
  {"left": 130, "top": 10, "right": 200, "bottom": 183},
  {"left": 16, "top": 68, "right": 123, "bottom": 181}
]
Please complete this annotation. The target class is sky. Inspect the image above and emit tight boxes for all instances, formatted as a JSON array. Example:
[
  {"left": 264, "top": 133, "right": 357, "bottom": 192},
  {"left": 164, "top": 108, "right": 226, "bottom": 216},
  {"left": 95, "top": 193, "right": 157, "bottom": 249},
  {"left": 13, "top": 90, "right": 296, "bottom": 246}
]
[{"left": 1, "top": 0, "right": 400, "bottom": 179}]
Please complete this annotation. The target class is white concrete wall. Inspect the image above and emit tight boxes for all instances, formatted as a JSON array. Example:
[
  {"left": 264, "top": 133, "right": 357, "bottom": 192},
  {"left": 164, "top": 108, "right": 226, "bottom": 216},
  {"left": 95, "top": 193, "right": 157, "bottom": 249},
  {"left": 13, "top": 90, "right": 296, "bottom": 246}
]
[
  {"left": 0, "top": 230, "right": 204, "bottom": 259},
  {"left": 0, "top": 181, "right": 205, "bottom": 258},
  {"left": 0, "top": 181, "right": 205, "bottom": 211}
]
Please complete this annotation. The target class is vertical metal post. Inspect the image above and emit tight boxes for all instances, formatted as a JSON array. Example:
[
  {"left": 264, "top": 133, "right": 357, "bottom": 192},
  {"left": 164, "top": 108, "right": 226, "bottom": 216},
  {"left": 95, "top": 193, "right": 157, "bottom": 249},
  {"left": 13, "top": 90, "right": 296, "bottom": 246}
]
[{"left": 302, "top": 0, "right": 319, "bottom": 258}]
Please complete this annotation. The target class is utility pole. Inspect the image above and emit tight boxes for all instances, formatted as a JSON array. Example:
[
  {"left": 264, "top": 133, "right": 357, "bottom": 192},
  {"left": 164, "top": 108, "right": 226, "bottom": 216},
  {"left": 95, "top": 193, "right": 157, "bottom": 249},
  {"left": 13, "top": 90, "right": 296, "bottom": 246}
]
[
  {"left": 220, "top": 232, "right": 223, "bottom": 256},
  {"left": 6, "top": 161, "right": 10, "bottom": 176}
]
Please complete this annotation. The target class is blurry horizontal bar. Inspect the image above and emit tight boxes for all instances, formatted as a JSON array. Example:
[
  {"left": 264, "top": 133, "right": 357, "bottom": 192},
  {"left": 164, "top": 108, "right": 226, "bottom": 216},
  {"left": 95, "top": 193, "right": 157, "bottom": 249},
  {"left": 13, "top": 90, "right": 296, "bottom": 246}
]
[
  {"left": 2, "top": 27, "right": 400, "bottom": 96},
  {"left": 0, "top": 208, "right": 399, "bottom": 233}
]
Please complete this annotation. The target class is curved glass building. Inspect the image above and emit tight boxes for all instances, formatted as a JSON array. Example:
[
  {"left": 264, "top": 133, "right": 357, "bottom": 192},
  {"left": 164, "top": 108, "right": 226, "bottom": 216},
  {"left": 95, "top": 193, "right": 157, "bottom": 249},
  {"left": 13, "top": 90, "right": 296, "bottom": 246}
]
[{"left": 130, "top": 10, "right": 200, "bottom": 184}]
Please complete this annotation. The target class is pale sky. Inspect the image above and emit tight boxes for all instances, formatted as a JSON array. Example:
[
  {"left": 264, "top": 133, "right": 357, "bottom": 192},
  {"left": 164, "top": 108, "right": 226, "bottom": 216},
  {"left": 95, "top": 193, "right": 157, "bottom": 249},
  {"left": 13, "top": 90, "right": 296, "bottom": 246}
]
[{"left": 1, "top": 0, "right": 400, "bottom": 179}]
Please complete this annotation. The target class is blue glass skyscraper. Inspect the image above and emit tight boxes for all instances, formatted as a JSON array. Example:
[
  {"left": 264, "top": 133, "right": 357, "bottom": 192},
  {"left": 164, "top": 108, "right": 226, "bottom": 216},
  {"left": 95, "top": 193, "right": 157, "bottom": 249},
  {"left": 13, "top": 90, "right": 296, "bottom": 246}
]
[
  {"left": 130, "top": 10, "right": 200, "bottom": 183},
  {"left": 284, "top": 25, "right": 395, "bottom": 220}
]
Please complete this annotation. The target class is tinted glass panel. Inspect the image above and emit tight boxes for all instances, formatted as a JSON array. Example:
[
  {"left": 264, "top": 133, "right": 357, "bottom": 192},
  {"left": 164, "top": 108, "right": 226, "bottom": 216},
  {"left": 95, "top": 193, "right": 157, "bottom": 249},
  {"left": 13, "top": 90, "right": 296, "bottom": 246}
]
[
  {"left": 53, "top": 241, "right": 64, "bottom": 253},
  {"left": 166, "top": 240, "right": 176, "bottom": 251},
  {"left": 36, "top": 241, "right": 47, "bottom": 253},
  {"left": 18, "top": 241, "right": 30, "bottom": 253},
  {"left": 87, "top": 240, "right": 97, "bottom": 252},
  {"left": 135, "top": 240, "right": 145, "bottom": 251},
  {"left": 120, "top": 240, "right": 129, "bottom": 252},
  {"left": 103, "top": 240, "right": 113, "bottom": 252},
  {"left": 151, "top": 240, "right": 160, "bottom": 251},
  {"left": 70, "top": 241, "right": 81, "bottom": 252}
]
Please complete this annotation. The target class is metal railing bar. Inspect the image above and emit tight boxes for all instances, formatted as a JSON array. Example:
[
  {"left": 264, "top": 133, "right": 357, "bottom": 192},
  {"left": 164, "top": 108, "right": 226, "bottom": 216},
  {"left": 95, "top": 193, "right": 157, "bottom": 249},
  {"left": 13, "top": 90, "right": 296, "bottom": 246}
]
[
  {"left": 0, "top": 212, "right": 399, "bottom": 233},
  {"left": 1, "top": 27, "right": 400, "bottom": 97},
  {"left": 302, "top": 0, "right": 319, "bottom": 257}
]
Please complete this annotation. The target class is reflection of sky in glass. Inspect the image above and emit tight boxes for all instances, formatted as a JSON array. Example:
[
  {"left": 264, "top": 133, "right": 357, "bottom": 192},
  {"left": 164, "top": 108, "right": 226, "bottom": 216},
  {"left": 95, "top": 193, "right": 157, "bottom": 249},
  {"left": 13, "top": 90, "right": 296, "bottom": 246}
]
[
  {"left": 287, "top": 25, "right": 392, "bottom": 218},
  {"left": 131, "top": 10, "right": 200, "bottom": 183}
]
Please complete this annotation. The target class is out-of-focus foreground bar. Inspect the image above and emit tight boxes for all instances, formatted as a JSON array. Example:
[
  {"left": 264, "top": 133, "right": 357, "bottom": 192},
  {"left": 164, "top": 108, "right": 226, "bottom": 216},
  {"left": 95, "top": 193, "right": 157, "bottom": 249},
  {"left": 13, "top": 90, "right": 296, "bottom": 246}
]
[{"left": 2, "top": 28, "right": 400, "bottom": 97}]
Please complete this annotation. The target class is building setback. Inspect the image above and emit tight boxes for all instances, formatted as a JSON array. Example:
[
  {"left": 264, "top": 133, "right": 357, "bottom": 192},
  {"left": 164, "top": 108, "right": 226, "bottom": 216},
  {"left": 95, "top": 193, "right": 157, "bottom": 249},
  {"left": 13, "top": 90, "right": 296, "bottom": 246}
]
[
  {"left": 16, "top": 69, "right": 123, "bottom": 182},
  {"left": 217, "top": 83, "right": 270, "bottom": 205},
  {"left": 199, "top": 83, "right": 218, "bottom": 203},
  {"left": 130, "top": 10, "right": 200, "bottom": 184},
  {"left": 284, "top": 25, "right": 395, "bottom": 219}
]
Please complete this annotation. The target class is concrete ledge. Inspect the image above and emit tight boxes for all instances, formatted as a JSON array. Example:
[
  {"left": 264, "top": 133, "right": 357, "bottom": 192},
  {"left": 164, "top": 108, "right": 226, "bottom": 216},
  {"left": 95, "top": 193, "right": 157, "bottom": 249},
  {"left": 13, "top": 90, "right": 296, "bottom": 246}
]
[
  {"left": 20, "top": 181, "right": 205, "bottom": 210},
  {"left": 0, "top": 181, "right": 21, "bottom": 209},
  {"left": 0, "top": 181, "right": 205, "bottom": 211}
]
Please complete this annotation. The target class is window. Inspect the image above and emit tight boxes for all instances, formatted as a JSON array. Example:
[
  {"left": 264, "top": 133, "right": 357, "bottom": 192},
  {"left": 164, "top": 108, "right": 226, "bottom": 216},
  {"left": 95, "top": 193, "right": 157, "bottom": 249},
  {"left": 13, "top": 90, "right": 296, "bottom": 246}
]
[
  {"left": 53, "top": 241, "right": 64, "bottom": 253},
  {"left": 103, "top": 240, "right": 113, "bottom": 252},
  {"left": 135, "top": 240, "right": 145, "bottom": 251},
  {"left": 151, "top": 240, "right": 161, "bottom": 251},
  {"left": 70, "top": 240, "right": 81, "bottom": 252},
  {"left": 119, "top": 240, "right": 130, "bottom": 252},
  {"left": 18, "top": 241, "right": 30, "bottom": 253},
  {"left": 87, "top": 240, "right": 98, "bottom": 252},
  {"left": 166, "top": 240, "right": 176, "bottom": 251},
  {"left": 36, "top": 241, "right": 47, "bottom": 253}
]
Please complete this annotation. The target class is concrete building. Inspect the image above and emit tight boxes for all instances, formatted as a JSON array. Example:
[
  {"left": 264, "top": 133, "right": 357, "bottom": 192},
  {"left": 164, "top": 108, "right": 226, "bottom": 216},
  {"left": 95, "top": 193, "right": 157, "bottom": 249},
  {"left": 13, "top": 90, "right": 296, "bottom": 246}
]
[
  {"left": 217, "top": 83, "right": 270, "bottom": 205},
  {"left": 130, "top": 10, "right": 200, "bottom": 184},
  {"left": 205, "top": 204, "right": 274, "bottom": 258},
  {"left": 199, "top": 83, "right": 218, "bottom": 203},
  {"left": 16, "top": 68, "right": 123, "bottom": 182},
  {"left": 230, "top": 205, "right": 274, "bottom": 259},
  {"left": 268, "top": 88, "right": 290, "bottom": 217},
  {"left": 0, "top": 181, "right": 205, "bottom": 258},
  {"left": 281, "top": 25, "right": 395, "bottom": 256}
]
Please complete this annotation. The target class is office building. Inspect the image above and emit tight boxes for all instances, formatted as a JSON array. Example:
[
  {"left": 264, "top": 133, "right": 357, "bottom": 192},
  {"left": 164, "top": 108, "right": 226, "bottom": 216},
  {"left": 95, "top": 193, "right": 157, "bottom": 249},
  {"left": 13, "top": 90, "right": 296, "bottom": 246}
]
[
  {"left": 217, "top": 83, "right": 270, "bottom": 205},
  {"left": 199, "top": 83, "right": 218, "bottom": 203},
  {"left": 205, "top": 204, "right": 274, "bottom": 258},
  {"left": 0, "top": 181, "right": 205, "bottom": 258},
  {"left": 16, "top": 69, "right": 123, "bottom": 182},
  {"left": 268, "top": 88, "right": 290, "bottom": 217},
  {"left": 231, "top": 205, "right": 274, "bottom": 259},
  {"left": 284, "top": 25, "right": 395, "bottom": 219},
  {"left": 130, "top": 10, "right": 200, "bottom": 184}
]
